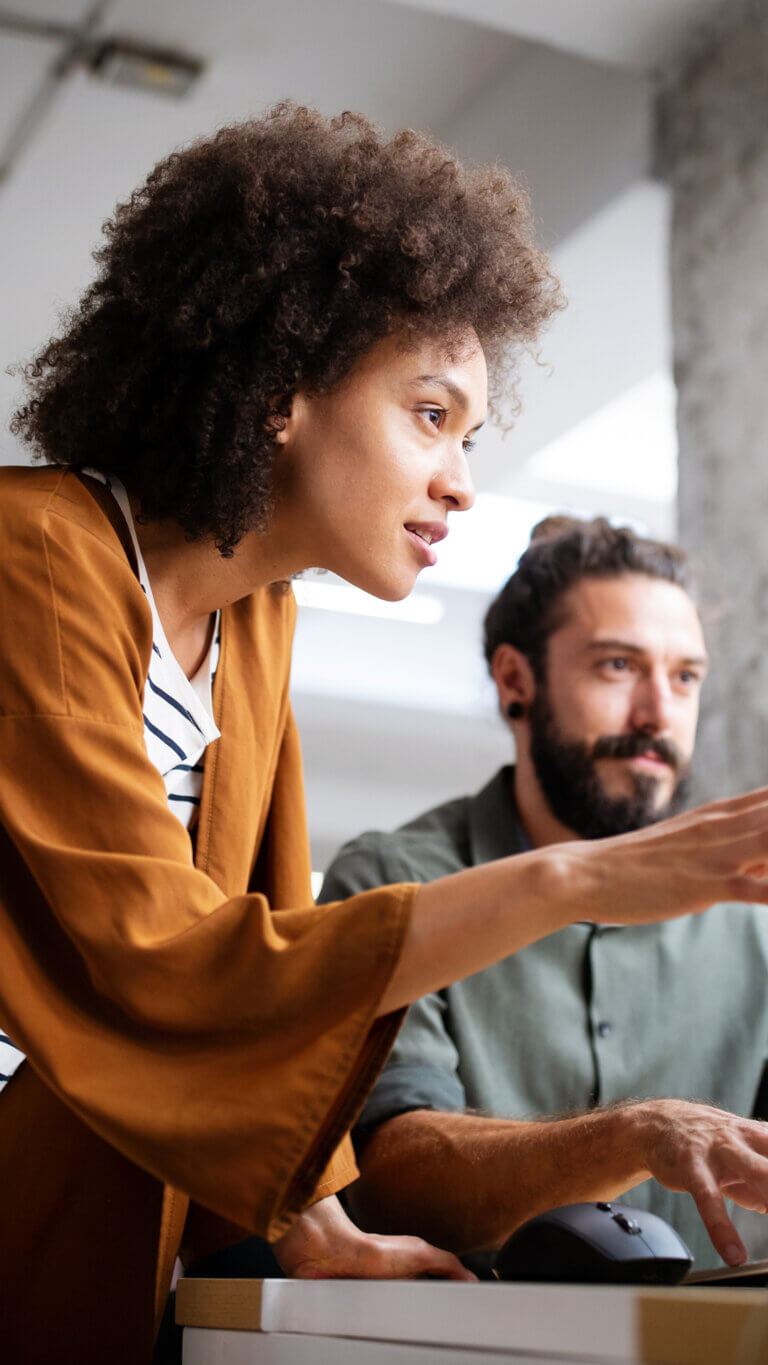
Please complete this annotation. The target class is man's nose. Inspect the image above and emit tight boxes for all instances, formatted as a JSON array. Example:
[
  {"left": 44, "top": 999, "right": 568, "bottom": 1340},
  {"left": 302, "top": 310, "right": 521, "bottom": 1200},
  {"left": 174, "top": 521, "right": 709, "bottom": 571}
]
[{"left": 631, "top": 674, "right": 673, "bottom": 733}]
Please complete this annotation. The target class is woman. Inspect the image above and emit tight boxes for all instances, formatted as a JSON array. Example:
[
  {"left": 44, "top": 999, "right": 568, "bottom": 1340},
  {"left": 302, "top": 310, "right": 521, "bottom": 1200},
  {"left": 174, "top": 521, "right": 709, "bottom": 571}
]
[{"left": 2, "top": 104, "right": 768, "bottom": 1364}]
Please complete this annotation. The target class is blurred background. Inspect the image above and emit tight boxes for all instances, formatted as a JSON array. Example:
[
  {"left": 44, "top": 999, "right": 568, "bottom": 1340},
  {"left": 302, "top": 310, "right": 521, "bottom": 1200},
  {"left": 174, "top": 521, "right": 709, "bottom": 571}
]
[{"left": 1, "top": 0, "right": 764, "bottom": 876}]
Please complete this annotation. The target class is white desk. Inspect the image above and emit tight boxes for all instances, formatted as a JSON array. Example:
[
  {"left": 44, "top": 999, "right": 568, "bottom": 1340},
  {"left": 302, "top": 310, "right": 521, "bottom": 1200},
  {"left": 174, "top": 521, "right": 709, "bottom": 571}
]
[{"left": 176, "top": 1277, "right": 768, "bottom": 1364}]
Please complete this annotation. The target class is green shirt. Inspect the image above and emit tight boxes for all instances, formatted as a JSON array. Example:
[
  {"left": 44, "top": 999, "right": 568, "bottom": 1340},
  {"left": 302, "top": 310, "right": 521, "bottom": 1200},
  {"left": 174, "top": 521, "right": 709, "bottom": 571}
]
[{"left": 319, "top": 766, "right": 768, "bottom": 1270}]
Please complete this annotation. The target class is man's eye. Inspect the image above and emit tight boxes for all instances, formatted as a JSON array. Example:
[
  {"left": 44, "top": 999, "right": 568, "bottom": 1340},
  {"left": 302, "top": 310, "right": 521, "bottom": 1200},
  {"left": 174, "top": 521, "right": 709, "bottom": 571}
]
[{"left": 604, "top": 657, "right": 630, "bottom": 672}]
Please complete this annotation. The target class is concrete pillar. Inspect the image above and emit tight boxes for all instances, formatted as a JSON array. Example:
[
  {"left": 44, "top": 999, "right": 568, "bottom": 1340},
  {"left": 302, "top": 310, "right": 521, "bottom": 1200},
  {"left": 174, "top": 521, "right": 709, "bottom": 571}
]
[{"left": 657, "top": 3, "right": 768, "bottom": 802}]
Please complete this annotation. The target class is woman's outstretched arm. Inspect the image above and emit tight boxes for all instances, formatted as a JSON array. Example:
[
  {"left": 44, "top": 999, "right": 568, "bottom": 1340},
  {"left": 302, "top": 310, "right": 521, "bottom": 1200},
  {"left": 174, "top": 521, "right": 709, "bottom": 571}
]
[{"left": 378, "top": 786, "right": 768, "bottom": 1015}]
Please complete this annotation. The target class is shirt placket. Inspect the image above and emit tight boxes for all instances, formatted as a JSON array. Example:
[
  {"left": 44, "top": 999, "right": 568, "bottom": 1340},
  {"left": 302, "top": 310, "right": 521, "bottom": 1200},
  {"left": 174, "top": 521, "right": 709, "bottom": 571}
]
[{"left": 584, "top": 924, "right": 604, "bottom": 1107}]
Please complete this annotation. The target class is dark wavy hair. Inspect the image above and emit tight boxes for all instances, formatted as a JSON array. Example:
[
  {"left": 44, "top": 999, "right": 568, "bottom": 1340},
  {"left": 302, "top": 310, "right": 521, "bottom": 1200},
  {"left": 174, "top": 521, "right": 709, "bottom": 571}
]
[
  {"left": 484, "top": 515, "right": 696, "bottom": 681},
  {"left": 12, "top": 102, "right": 560, "bottom": 555}
]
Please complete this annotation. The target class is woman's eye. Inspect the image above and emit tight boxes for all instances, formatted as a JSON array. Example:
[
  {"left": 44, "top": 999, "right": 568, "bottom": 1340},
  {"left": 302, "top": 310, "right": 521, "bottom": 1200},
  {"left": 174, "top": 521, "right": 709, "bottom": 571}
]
[
  {"left": 463, "top": 437, "right": 476, "bottom": 454},
  {"left": 420, "top": 406, "right": 446, "bottom": 429}
]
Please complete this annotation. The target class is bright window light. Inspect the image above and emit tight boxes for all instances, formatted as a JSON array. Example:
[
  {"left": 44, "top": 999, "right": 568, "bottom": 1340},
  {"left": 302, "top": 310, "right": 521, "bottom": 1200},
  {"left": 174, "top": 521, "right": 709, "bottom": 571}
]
[
  {"left": 293, "top": 579, "right": 445, "bottom": 624},
  {"left": 427, "top": 492, "right": 557, "bottom": 594},
  {"left": 526, "top": 371, "right": 678, "bottom": 501}
]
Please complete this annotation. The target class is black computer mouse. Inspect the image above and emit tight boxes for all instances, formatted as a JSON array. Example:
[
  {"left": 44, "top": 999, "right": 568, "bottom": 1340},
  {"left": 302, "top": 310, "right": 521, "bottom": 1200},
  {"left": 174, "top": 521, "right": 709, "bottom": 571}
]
[{"left": 494, "top": 1201, "right": 694, "bottom": 1286}]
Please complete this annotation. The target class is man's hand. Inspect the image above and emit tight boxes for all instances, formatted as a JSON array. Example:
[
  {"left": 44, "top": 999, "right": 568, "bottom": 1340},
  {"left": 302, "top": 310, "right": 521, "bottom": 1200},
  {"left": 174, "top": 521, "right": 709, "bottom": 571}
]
[
  {"left": 630, "top": 1099, "right": 768, "bottom": 1265},
  {"left": 351, "top": 1100, "right": 768, "bottom": 1267},
  {"left": 272, "top": 1193, "right": 475, "bottom": 1281}
]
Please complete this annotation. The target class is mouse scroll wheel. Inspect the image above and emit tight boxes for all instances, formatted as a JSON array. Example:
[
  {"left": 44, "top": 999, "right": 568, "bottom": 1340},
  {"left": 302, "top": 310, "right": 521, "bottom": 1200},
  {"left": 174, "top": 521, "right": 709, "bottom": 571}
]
[{"left": 613, "top": 1213, "right": 642, "bottom": 1235}]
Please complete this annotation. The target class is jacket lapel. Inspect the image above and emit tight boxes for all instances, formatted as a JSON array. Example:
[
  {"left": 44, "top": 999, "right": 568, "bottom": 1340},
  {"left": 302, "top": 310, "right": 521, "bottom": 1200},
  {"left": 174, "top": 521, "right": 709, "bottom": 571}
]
[{"left": 196, "top": 586, "right": 295, "bottom": 896}]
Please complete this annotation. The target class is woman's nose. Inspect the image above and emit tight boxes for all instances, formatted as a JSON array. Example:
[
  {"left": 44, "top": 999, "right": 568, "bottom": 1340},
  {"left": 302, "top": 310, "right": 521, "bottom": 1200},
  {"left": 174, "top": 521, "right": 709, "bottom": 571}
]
[{"left": 432, "top": 447, "right": 475, "bottom": 513}]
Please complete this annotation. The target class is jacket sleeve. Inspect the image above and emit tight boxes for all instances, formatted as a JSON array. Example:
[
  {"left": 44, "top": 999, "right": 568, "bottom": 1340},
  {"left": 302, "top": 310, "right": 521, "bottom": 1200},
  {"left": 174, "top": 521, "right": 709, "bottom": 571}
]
[
  {"left": 0, "top": 500, "right": 414, "bottom": 1240},
  {"left": 320, "top": 838, "right": 466, "bottom": 1144}
]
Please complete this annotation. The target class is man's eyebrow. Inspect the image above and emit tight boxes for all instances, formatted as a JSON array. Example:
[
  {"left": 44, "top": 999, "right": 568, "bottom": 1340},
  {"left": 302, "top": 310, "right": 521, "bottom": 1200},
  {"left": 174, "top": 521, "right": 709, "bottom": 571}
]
[
  {"left": 409, "top": 373, "right": 485, "bottom": 427},
  {"left": 586, "top": 638, "right": 710, "bottom": 667}
]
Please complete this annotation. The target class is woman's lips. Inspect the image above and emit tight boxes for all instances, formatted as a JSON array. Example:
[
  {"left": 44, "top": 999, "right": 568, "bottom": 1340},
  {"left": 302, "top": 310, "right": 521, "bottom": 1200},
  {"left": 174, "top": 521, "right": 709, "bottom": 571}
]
[{"left": 404, "top": 522, "right": 447, "bottom": 568}]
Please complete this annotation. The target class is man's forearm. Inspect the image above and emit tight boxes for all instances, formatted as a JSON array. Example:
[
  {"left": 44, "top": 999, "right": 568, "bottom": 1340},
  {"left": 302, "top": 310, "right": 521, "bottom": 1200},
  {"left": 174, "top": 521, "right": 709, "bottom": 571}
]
[
  {"left": 349, "top": 1106, "right": 651, "bottom": 1256},
  {"left": 352, "top": 1098, "right": 768, "bottom": 1267}
]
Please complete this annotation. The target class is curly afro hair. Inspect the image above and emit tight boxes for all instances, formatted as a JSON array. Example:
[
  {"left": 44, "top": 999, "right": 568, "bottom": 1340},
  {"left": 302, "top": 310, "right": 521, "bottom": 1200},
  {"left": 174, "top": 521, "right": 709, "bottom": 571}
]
[{"left": 12, "top": 102, "right": 560, "bottom": 554}]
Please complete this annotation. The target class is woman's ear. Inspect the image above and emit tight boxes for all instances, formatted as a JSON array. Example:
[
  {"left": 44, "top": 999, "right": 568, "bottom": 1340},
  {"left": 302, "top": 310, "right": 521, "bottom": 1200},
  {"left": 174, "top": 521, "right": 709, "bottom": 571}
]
[
  {"left": 490, "top": 643, "right": 536, "bottom": 722},
  {"left": 271, "top": 392, "right": 306, "bottom": 445}
]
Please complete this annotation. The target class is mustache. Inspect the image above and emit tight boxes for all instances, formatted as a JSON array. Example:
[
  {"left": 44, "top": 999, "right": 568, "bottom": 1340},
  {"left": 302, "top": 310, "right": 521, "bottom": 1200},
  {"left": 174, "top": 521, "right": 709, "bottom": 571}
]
[{"left": 591, "top": 732, "right": 685, "bottom": 771}]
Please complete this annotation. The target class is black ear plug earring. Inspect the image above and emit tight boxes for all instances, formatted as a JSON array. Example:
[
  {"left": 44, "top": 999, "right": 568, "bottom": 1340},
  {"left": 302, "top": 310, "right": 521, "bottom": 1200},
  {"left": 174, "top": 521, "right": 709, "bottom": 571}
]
[{"left": 506, "top": 702, "right": 524, "bottom": 720}]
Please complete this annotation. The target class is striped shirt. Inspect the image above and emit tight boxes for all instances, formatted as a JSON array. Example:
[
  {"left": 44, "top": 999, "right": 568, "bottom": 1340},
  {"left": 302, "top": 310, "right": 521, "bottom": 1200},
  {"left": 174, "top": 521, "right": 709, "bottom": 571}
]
[{"left": 0, "top": 472, "right": 221, "bottom": 1092}]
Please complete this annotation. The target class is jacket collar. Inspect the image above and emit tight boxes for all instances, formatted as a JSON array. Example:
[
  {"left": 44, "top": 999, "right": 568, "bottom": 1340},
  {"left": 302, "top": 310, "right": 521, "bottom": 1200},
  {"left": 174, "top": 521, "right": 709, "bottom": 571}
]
[{"left": 56, "top": 470, "right": 295, "bottom": 897}]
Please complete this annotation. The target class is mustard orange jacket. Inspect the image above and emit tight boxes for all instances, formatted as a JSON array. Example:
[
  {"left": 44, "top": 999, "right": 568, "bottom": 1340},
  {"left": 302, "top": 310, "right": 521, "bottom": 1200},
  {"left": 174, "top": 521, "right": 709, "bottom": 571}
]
[{"left": 0, "top": 468, "right": 414, "bottom": 1360}]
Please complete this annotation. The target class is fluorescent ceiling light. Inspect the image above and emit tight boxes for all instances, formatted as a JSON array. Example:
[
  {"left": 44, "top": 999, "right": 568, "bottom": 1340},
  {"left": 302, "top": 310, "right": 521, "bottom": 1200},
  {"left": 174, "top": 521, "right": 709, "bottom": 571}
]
[{"left": 293, "top": 579, "right": 445, "bottom": 625}]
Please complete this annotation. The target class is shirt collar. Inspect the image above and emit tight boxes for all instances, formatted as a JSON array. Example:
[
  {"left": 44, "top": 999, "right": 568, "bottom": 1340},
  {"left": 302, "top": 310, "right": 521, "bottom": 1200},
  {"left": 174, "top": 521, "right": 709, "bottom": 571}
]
[
  {"left": 467, "top": 765, "right": 531, "bottom": 866},
  {"left": 470, "top": 764, "right": 623, "bottom": 932}
]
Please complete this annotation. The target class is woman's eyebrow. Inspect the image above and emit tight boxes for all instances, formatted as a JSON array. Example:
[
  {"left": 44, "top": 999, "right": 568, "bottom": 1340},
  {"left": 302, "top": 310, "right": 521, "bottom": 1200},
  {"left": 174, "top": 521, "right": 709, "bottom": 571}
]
[
  {"left": 409, "top": 374, "right": 485, "bottom": 429},
  {"left": 410, "top": 374, "right": 468, "bottom": 410}
]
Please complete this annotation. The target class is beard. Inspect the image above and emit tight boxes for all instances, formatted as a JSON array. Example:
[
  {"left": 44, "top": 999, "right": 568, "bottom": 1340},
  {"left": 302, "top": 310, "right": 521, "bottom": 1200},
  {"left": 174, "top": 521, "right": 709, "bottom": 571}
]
[{"left": 527, "top": 689, "right": 691, "bottom": 840}]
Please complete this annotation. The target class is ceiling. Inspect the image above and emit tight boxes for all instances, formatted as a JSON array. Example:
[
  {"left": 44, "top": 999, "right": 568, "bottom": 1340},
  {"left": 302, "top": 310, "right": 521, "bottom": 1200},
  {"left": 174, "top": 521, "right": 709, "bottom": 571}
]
[{"left": 388, "top": 0, "right": 730, "bottom": 71}]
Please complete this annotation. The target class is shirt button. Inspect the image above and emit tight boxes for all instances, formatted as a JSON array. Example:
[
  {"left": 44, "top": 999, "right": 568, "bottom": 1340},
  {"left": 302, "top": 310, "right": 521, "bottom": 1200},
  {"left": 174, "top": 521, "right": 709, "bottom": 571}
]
[{"left": 597, "top": 1020, "right": 612, "bottom": 1037}]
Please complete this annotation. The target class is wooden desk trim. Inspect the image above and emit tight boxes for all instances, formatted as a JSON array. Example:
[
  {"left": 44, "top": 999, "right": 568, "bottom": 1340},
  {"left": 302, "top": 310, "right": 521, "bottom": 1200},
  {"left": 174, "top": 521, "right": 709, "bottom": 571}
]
[{"left": 177, "top": 1278, "right": 263, "bottom": 1331}]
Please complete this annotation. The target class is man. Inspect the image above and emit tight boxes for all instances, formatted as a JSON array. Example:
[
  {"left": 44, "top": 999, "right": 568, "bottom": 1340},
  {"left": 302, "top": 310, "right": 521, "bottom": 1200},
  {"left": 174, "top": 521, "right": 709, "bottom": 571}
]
[{"left": 320, "top": 515, "right": 768, "bottom": 1274}]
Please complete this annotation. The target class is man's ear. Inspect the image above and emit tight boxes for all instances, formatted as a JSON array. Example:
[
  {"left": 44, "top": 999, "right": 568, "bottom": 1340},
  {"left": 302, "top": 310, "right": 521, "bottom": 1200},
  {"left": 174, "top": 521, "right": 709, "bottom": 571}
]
[{"left": 491, "top": 643, "right": 536, "bottom": 720}]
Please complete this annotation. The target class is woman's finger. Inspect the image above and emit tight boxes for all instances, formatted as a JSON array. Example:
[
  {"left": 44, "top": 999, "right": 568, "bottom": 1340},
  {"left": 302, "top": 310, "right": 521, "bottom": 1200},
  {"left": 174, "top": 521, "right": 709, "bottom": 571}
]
[
  {"left": 728, "top": 876, "right": 768, "bottom": 905},
  {"left": 363, "top": 1234, "right": 475, "bottom": 1281}
]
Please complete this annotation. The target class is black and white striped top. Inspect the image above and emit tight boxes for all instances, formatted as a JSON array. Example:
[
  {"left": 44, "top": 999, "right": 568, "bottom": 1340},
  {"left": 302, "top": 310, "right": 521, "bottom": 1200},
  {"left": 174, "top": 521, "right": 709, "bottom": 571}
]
[
  {"left": 102, "top": 472, "right": 222, "bottom": 824},
  {"left": 0, "top": 472, "right": 221, "bottom": 1093}
]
